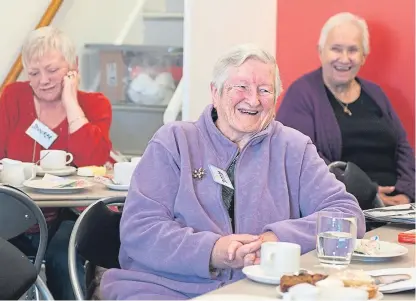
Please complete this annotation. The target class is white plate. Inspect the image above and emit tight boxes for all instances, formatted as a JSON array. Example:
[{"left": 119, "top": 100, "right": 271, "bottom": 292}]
[
  {"left": 367, "top": 268, "right": 416, "bottom": 293},
  {"left": 197, "top": 294, "right": 275, "bottom": 301},
  {"left": 23, "top": 179, "right": 94, "bottom": 194},
  {"left": 36, "top": 166, "right": 77, "bottom": 176},
  {"left": 242, "top": 265, "right": 283, "bottom": 285},
  {"left": 276, "top": 286, "right": 383, "bottom": 300},
  {"left": 353, "top": 239, "right": 408, "bottom": 261},
  {"left": 103, "top": 182, "right": 129, "bottom": 191}
]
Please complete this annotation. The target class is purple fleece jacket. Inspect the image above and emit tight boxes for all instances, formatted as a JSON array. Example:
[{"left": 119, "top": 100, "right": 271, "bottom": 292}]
[
  {"left": 276, "top": 68, "right": 415, "bottom": 200},
  {"left": 101, "top": 104, "right": 365, "bottom": 300}
]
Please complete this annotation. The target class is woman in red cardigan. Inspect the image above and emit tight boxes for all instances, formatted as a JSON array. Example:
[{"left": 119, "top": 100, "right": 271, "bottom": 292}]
[{"left": 0, "top": 26, "right": 112, "bottom": 299}]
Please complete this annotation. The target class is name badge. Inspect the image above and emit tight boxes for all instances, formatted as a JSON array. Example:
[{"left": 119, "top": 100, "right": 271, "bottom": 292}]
[
  {"left": 209, "top": 164, "right": 234, "bottom": 189},
  {"left": 25, "top": 119, "right": 58, "bottom": 149}
]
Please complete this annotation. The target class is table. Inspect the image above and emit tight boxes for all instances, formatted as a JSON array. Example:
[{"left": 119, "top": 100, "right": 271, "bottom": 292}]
[
  {"left": 21, "top": 176, "right": 128, "bottom": 208},
  {"left": 199, "top": 224, "right": 415, "bottom": 300}
]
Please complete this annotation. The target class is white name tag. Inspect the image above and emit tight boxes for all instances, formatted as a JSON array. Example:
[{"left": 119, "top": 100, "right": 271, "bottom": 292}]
[
  {"left": 209, "top": 164, "right": 234, "bottom": 189},
  {"left": 25, "top": 119, "right": 58, "bottom": 149}
]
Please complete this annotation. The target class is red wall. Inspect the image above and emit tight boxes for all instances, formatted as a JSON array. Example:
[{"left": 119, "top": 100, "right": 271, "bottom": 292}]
[{"left": 276, "top": 0, "right": 415, "bottom": 147}]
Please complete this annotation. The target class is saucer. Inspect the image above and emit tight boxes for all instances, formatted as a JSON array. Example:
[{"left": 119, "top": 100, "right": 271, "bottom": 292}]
[
  {"left": 36, "top": 166, "right": 77, "bottom": 177},
  {"left": 242, "top": 265, "right": 283, "bottom": 285},
  {"left": 104, "top": 182, "right": 130, "bottom": 191}
]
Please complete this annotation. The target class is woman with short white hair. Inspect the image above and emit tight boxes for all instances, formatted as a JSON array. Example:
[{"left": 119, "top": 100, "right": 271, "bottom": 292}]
[
  {"left": 1, "top": 26, "right": 113, "bottom": 299},
  {"left": 100, "top": 44, "right": 365, "bottom": 300},
  {"left": 277, "top": 12, "right": 415, "bottom": 209}
]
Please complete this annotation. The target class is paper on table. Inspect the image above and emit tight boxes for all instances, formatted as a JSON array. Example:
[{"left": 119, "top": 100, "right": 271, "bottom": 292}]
[
  {"left": 364, "top": 204, "right": 415, "bottom": 218},
  {"left": 366, "top": 211, "right": 415, "bottom": 218}
]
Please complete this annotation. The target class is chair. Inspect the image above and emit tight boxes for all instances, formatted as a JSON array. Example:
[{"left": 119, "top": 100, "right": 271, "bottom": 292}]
[
  {"left": 0, "top": 184, "right": 54, "bottom": 300},
  {"left": 69, "top": 196, "right": 125, "bottom": 300},
  {"left": 328, "top": 161, "right": 380, "bottom": 210},
  {"left": 0, "top": 236, "right": 37, "bottom": 299}
]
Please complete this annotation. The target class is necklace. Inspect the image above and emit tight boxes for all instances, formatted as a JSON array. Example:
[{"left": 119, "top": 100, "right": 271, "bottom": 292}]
[
  {"left": 334, "top": 96, "right": 352, "bottom": 116},
  {"left": 328, "top": 81, "right": 359, "bottom": 117}
]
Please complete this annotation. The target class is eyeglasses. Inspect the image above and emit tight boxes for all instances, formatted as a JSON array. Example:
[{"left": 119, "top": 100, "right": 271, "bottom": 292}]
[{"left": 226, "top": 84, "right": 274, "bottom": 98}]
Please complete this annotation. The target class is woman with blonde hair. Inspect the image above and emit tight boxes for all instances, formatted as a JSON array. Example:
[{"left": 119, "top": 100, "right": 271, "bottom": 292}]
[{"left": 1, "top": 26, "right": 113, "bottom": 299}]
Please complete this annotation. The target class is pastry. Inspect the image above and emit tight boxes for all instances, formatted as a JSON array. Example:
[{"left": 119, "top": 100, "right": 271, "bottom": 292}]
[
  {"left": 280, "top": 270, "right": 379, "bottom": 299},
  {"left": 77, "top": 166, "right": 106, "bottom": 177},
  {"left": 332, "top": 270, "right": 378, "bottom": 299},
  {"left": 280, "top": 272, "right": 328, "bottom": 292}
]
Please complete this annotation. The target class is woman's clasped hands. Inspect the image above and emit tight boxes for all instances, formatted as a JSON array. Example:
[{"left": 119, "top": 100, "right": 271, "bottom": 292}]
[{"left": 210, "top": 231, "right": 278, "bottom": 270}]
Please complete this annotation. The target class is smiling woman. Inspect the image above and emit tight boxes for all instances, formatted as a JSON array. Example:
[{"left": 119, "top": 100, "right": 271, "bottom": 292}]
[
  {"left": 210, "top": 46, "right": 281, "bottom": 149},
  {"left": 100, "top": 44, "right": 365, "bottom": 300},
  {"left": 318, "top": 12, "right": 369, "bottom": 89},
  {"left": 276, "top": 12, "right": 415, "bottom": 210}
]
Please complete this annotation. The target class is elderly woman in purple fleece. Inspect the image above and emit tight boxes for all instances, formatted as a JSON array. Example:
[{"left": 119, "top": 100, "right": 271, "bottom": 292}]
[
  {"left": 100, "top": 44, "right": 365, "bottom": 300},
  {"left": 276, "top": 12, "right": 415, "bottom": 209}
]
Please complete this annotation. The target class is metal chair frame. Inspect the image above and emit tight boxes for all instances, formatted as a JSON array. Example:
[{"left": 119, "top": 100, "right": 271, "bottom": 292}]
[
  {"left": 0, "top": 185, "right": 53, "bottom": 300},
  {"left": 68, "top": 196, "right": 125, "bottom": 300}
]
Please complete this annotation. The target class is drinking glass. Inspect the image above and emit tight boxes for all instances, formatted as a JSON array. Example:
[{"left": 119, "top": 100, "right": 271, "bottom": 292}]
[{"left": 316, "top": 211, "right": 357, "bottom": 267}]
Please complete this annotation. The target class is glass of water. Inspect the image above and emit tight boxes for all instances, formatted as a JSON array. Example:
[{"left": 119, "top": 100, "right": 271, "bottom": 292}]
[{"left": 316, "top": 211, "right": 357, "bottom": 267}]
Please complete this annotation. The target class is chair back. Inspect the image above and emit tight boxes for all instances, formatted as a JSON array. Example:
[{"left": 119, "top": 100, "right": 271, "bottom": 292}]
[
  {"left": 0, "top": 185, "right": 48, "bottom": 273},
  {"left": 0, "top": 236, "right": 37, "bottom": 299},
  {"left": 69, "top": 196, "right": 125, "bottom": 300}
]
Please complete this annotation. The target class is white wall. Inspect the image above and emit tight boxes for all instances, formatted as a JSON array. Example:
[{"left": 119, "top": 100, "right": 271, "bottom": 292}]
[
  {"left": 0, "top": 0, "right": 50, "bottom": 83},
  {"left": 52, "top": 0, "right": 147, "bottom": 47},
  {"left": 0, "top": 0, "right": 150, "bottom": 84},
  {"left": 182, "top": 0, "right": 277, "bottom": 121}
]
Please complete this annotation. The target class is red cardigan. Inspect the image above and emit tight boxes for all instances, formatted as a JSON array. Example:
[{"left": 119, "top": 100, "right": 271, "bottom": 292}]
[{"left": 0, "top": 81, "right": 112, "bottom": 166}]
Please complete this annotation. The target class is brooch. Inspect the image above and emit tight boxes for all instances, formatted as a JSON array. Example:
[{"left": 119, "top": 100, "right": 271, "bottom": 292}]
[{"left": 192, "top": 167, "right": 206, "bottom": 180}]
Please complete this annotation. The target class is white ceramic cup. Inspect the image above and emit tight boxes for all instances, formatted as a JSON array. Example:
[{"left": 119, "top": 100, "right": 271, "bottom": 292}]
[
  {"left": 260, "top": 242, "right": 301, "bottom": 278},
  {"left": 40, "top": 150, "right": 73, "bottom": 170},
  {"left": 113, "top": 162, "right": 136, "bottom": 185},
  {"left": 22, "top": 162, "right": 37, "bottom": 179},
  {"left": 130, "top": 156, "right": 142, "bottom": 165}
]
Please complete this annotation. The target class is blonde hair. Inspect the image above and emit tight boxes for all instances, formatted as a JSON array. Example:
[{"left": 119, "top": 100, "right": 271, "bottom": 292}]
[
  {"left": 211, "top": 44, "right": 283, "bottom": 99},
  {"left": 318, "top": 12, "right": 370, "bottom": 56},
  {"left": 22, "top": 26, "right": 77, "bottom": 68}
]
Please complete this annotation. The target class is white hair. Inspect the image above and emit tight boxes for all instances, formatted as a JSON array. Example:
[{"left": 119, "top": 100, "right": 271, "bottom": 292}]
[
  {"left": 22, "top": 26, "right": 77, "bottom": 68},
  {"left": 318, "top": 12, "right": 370, "bottom": 56},
  {"left": 211, "top": 44, "right": 282, "bottom": 99}
]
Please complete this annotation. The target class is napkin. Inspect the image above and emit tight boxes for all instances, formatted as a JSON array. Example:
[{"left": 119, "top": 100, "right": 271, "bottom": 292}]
[{"left": 41, "top": 174, "right": 78, "bottom": 188}]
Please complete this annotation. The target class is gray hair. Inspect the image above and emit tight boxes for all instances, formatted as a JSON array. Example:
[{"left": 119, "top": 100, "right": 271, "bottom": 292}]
[
  {"left": 22, "top": 26, "right": 77, "bottom": 69},
  {"left": 318, "top": 12, "right": 370, "bottom": 56},
  {"left": 211, "top": 44, "right": 282, "bottom": 99}
]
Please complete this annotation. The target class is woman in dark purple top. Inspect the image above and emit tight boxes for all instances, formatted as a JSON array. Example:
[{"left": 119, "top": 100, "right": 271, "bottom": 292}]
[{"left": 276, "top": 12, "right": 415, "bottom": 208}]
